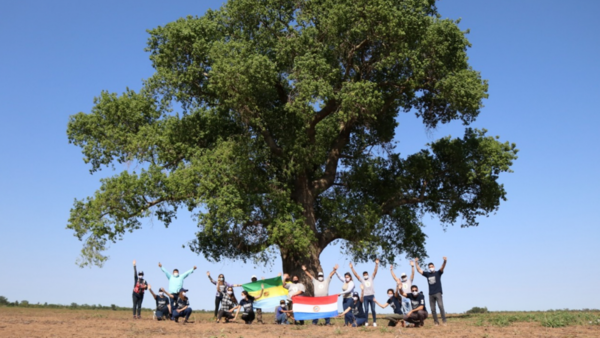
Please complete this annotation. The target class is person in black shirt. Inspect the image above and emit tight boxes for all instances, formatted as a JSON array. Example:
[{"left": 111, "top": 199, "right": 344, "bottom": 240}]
[
  {"left": 374, "top": 286, "right": 404, "bottom": 327},
  {"left": 132, "top": 260, "right": 148, "bottom": 319},
  {"left": 148, "top": 286, "right": 171, "bottom": 320},
  {"left": 233, "top": 284, "right": 264, "bottom": 324},
  {"left": 415, "top": 257, "right": 447, "bottom": 326},
  {"left": 398, "top": 285, "right": 428, "bottom": 327},
  {"left": 337, "top": 286, "right": 368, "bottom": 327},
  {"left": 166, "top": 288, "right": 192, "bottom": 324}
]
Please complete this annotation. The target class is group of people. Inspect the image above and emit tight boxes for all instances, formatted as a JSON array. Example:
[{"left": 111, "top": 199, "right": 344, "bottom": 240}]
[{"left": 131, "top": 257, "right": 449, "bottom": 328}]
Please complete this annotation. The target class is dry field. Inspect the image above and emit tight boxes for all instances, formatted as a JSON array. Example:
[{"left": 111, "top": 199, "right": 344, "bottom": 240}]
[{"left": 1, "top": 307, "right": 599, "bottom": 338}]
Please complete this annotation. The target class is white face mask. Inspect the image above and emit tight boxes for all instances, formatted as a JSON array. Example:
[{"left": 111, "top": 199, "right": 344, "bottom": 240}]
[
  {"left": 388, "top": 294, "right": 394, "bottom": 298},
  {"left": 181, "top": 292, "right": 186, "bottom": 297},
  {"left": 174, "top": 272, "right": 179, "bottom": 277},
  {"left": 318, "top": 276, "right": 324, "bottom": 282},
  {"left": 363, "top": 276, "right": 369, "bottom": 280},
  {"left": 138, "top": 275, "right": 143, "bottom": 279},
  {"left": 412, "top": 291, "right": 418, "bottom": 296},
  {"left": 345, "top": 277, "right": 351, "bottom": 282},
  {"left": 219, "top": 277, "right": 224, "bottom": 281},
  {"left": 227, "top": 291, "right": 233, "bottom": 295},
  {"left": 401, "top": 277, "right": 407, "bottom": 282},
  {"left": 429, "top": 267, "right": 435, "bottom": 272},
  {"left": 353, "top": 297, "right": 358, "bottom": 301},
  {"left": 160, "top": 293, "right": 165, "bottom": 297}
]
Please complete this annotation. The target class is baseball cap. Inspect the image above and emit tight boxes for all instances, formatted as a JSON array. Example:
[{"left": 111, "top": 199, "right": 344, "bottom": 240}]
[{"left": 179, "top": 288, "right": 189, "bottom": 293}]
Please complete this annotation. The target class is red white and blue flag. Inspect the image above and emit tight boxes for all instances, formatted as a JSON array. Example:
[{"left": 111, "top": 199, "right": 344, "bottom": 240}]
[{"left": 291, "top": 294, "right": 338, "bottom": 320}]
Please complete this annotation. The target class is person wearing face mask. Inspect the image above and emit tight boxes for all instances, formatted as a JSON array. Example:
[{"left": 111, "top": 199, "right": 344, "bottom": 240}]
[
  {"left": 334, "top": 271, "right": 355, "bottom": 311},
  {"left": 217, "top": 286, "right": 239, "bottom": 323},
  {"left": 165, "top": 288, "right": 192, "bottom": 324},
  {"left": 158, "top": 262, "right": 197, "bottom": 308},
  {"left": 275, "top": 299, "right": 293, "bottom": 324},
  {"left": 349, "top": 259, "right": 379, "bottom": 326},
  {"left": 337, "top": 287, "right": 367, "bottom": 327},
  {"left": 148, "top": 286, "right": 171, "bottom": 320},
  {"left": 232, "top": 285, "right": 264, "bottom": 324},
  {"left": 390, "top": 261, "right": 415, "bottom": 316},
  {"left": 398, "top": 285, "right": 428, "bottom": 327},
  {"left": 132, "top": 260, "right": 148, "bottom": 319},
  {"left": 415, "top": 257, "right": 447, "bottom": 326},
  {"left": 374, "top": 286, "right": 404, "bottom": 327},
  {"left": 282, "top": 274, "right": 306, "bottom": 325},
  {"left": 301, "top": 264, "right": 338, "bottom": 325},
  {"left": 207, "top": 272, "right": 242, "bottom": 320}
]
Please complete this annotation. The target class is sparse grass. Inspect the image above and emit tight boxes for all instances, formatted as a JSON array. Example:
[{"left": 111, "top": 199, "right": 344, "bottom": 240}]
[
  {"left": 333, "top": 327, "right": 342, "bottom": 334},
  {"left": 466, "top": 310, "right": 600, "bottom": 328},
  {"left": 378, "top": 326, "right": 390, "bottom": 333}
]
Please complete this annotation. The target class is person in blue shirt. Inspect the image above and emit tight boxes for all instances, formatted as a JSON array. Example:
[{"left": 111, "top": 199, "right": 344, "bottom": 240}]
[
  {"left": 374, "top": 286, "right": 404, "bottom": 327},
  {"left": 275, "top": 299, "right": 293, "bottom": 324},
  {"left": 398, "top": 284, "right": 428, "bottom": 327},
  {"left": 166, "top": 288, "right": 192, "bottom": 324},
  {"left": 158, "top": 262, "right": 196, "bottom": 306},
  {"left": 415, "top": 257, "right": 447, "bottom": 326},
  {"left": 337, "top": 286, "right": 368, "bottom": 327}
]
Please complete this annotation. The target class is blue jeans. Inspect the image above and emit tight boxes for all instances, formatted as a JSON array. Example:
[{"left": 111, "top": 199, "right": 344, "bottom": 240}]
[
  {"left": 401, "top": 297, "right": 411, "bottom": 315},
  {"left": 172, "top": 307, "right": 192, "bottom": 321},
  {"left": 276, "top": 313, "right": 289, "bottom": 324},
  {"left": 363, "top": 295, "right": 376, "bottom": 322},
  {"left": 354, "top": 317, "right": 368, "bottom": 327},
  {"left": 342, "top": 297, "right": 353, "bottom": 311},
  {"left": 312, "top": 317, "right": 331, "bottom": 325}
]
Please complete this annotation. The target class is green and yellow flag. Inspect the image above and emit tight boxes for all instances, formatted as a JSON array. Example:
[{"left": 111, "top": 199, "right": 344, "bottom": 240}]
[{"left": 242, "top": 276, "right": 288, "bottom": 309}]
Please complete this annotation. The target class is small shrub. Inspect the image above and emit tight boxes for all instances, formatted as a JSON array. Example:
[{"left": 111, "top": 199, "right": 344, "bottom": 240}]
[{"left": 467, "top": 306, "right": 488, "bottom": 314}]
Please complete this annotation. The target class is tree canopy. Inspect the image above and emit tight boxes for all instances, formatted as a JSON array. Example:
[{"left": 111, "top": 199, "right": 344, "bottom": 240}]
[{"left": 67, "top": 0, "right": 517, "bottom": 273}]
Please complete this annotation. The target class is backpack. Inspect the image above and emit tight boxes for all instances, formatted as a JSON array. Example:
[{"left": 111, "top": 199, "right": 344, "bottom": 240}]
[{"left": 133, "top": 280, "right": 146, "bottom": 294}]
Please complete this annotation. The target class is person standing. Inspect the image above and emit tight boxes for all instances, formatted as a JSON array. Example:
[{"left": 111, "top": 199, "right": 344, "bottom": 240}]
[
  {"left": 207, "top": 272, "right": 241, "bottom": 319},
  {"left": 350, "top": 259, "right": 379, "bottom": 326},
  {"left": 374, "top": 286, "right": 404, "bottom": 327},
  {"left": 148, "top": 286, "right": 171, "bottom": 320},
  {"left": 415, "top": 257, "right": 447, "bottom": 326},
  {"left": 158, "top": 262, "right": 196, "bottom": 306},
  {"left": 301, "top": 264, "right": 338, "bottom": 326},
  {"left": 132, "top": 260, "right": 148, "bottom": 319},
  {"left": 398, "top": 285, "right": 428, "bottom": 327},
  {"left": 282, "top": 274, "right": 306, "bottom": 325},
  {"left": 335, "top": 271, "right": 355, "bottom": 311},
  {"left": 390, "top": 261, "right": 415, "bottom": 315}
]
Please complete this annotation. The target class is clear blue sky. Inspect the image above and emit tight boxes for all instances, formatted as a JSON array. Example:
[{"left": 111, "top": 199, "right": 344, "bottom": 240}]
[{"left": 1, "top": 0, "right": 598, "bottom": 313}]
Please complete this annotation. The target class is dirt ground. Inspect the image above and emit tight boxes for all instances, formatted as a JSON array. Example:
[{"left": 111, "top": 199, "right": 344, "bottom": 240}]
[{"left": 1, "top": 307, "right": 599, "bottom": 338}]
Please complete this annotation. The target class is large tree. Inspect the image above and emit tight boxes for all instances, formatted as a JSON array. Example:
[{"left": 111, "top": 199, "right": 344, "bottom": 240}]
[{"left": 67, "top": 0, "right": 517, "bottom": 291}]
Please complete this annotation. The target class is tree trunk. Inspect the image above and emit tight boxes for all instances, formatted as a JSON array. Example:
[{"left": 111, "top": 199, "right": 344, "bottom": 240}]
[{"left": 280, "top": 242, "right": 323, "bottom": 297}]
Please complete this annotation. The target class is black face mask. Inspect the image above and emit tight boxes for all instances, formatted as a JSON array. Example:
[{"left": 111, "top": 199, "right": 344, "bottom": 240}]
[
  {"left": 251, "top": 278, "right": 257, "bottom": 282},
  {"left": 292, "top": 280, "right": 299, "bottom": 284},
  {"left": 285, "top": 278, "right": 290, "bottom": 282}
]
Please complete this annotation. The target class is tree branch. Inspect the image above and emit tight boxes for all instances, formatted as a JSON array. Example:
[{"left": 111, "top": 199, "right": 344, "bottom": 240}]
[{"left": 311, "top": 120, "right": 353, "bottom": 194}]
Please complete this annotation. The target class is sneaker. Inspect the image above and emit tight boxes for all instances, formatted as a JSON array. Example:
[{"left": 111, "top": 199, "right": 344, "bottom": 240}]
[
  {"left": 365, "top": 323, "right": 369, "bottom": 326},
  {"left": 373, "top": 323, "right": 377, "bottom": 327}
]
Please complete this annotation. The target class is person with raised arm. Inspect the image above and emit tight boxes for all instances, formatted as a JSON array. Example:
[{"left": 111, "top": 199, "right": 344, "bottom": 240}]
[
  {"left": 335, "top": 270, "right": 355, "bottom": 311},
  {"left": 374, "top": 284, "right": 404, "bottom": 327},
  {"left": 164, "top": 288, "right": 192, "bottom": 324},
  {"left": 398, "top": 284, "right": 428, "bottom": 327},
  {"left": 158, "top": 262, "right": 196, "bottom": 306},
  {"left": 232, "top": 284, "right": 265, "bottom": 324},
  {"left": 337, "top": 284, "right": 368, "bottom": 327},
  {"left": 302, "top": 264, "right": 338, "bottom": 326},
  {"left": 148, "top": 286, "right": 171, "bottom": 320},
  {"left": 349, "top": 259, "right": 379, "bottom": 326},
  {"left": 415, "top": 257, "right": 447, "bottom": 326},
  {"left": 391, "top": 261, "right": 415, "bottom": 316},
  {"left": 282, "top": 273, "right": 306, "bottom": 325},
  {"left": 132, "top": 260, "right": 148, "bottom": 319},
  {"left": 207, "top": 272, "right": 242, "bottom": 319}
]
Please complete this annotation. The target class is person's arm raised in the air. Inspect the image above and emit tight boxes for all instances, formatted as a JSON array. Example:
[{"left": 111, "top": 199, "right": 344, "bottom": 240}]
[
  {"left": 372, "top": 258, "right": 379, "bottom": 279},
  {"left": 390, "top": 264, "right": 400, "bottom": 284},
  {"left": 181, "top": 266, "right": 197, "bottom": 279},
  {"left": 373, "top": 298, "right": 389, "bottom": 309},
  {"left": 133, "top": 260, "right": 138, "bottom": 282},
  {"left": 440, "top": 257, "right": 448, "bottom": 273},
  {"left": 334, "top": 270, "right": 345, "bottom": 283},
  {"left": 397, "top": 286, "right": 407, "bottom": 298},
  {"left": 414, "top": 258, "right": 424, "bottom": 275},
  {"left": 301, "top": 265, "right": 314, "bottom": 280},
  {"left": 148, "top": 285, "right": 157, "bottom": 299},
  {"left": 410, "top": 260, "right": 415, "bottom": 282},
  {"left": 158, "top": 262, "right": 171, "bottom": 279},
  {"left": 255, "top": 284, "right": 265, "bottom": 300},
  {"left": 349, "top": 262, "right": 361, "bottom": 281},
  {"left": 207, "top": 271, "right": 217, "bottom": 285},
  {"left": 329, "top": 264, "right": 339, "bottom": 279}
]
